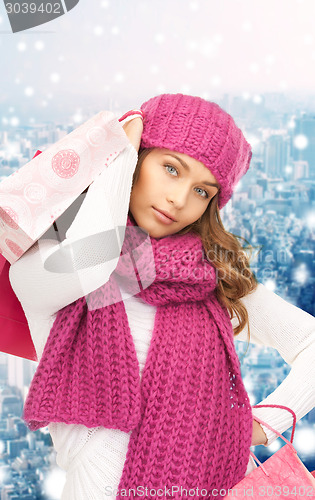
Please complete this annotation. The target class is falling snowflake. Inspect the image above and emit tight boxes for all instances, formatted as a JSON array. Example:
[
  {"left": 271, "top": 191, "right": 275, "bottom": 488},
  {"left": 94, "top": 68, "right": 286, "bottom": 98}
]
[
  {"left": 73, "top": 112, "right": 83, "bottom": 123},
  {"left": 293, "top": 134, "right": 308, "bottom": 150},
  {"left": 264, "top": 279, "right": 276, "bottom": 292},
  {"left": 25, "top": 87, "right": 34, "bottom": 97},
  {"left": 253, "top": 94, "right": 262, "bottom": 104},
  {"left": 303, "top": 34, "right": 313, "bottom": 45},
  {"left": 9, "top": 107, "right": 14, "bottom": 112},
  {"left": 114, "top": 73, "right": 124, "bottom": 83},
  {"left": 242, "top": 92, "right": 251, "bottom": 100},
  {"left": 111, "top": 26, "right": 120, "bottom": 35},
  {"left": 265, "top": 54, "right": 276, "bottom": 65},
  {"left": 185, "top": 60, "right": 195, "bottom": 70},
  {"left": 294, "top": 428, "right": 315, "bottom": 456},
  {"left": 150, "top": 65, "right": 159, "bottom": 74},
  {"left": 100, "top": 0, "right": 110, "bottom": 8},
  {"left": 10, "top": 117, "right": 20, "bottom": 126},
  {"left": 211, "top": 75, "right": 221, "bottom": 87},
  {"left": 34, "top": 41, "right": 45, "bottom": 50},
  {"left": 17, "top": 42, "right": 27, "bottom": 51},
  {"left": 293, "top": 264, "right": 309, "bottom": 285},
  {"left": 250, "top": 63, "right": 260, "bottom": 73},
  {"left": 155, "top": 34, "right": 165, "bottom": 44},
  {"left": 200, "top": 40, "right": 216, "bottom": 58},
  {"left": 306, "top": 211, "right": 315, "bottom": 230},
  {"left": 287, "top": 119, "right": 296, "bottom": 129},
  {"left": 94, "top": 26, "right": 103, "bottom": 36},
  {"left": 213, "top": 34, "right": 223, "bottom": 44},
  {"left": 189, "top": 2, "right": 199, "bottom": 11},
  {"left": 50, "top": 73, "right": 60, "bottom": 83},
  {"left": 187, "top": 40, "right": 198, "bottom": 51},
  {"left": 242, "top": 21, "right": 252, "bottom": 32},
  {"left": 279, "top": 80, "right": 288, "bottom": 90}
]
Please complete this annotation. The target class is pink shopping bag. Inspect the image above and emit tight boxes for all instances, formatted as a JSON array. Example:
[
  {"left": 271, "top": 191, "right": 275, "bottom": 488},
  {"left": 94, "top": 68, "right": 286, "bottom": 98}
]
[
  {"left": 0, "top": 110, "right": 129, "bottom": 264},
  {"left": 225, "top": 404, "right": 315, "bottom": 498}
]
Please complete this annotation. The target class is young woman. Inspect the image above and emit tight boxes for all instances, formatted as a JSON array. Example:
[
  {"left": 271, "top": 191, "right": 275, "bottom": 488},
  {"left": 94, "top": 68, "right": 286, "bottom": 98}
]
[{"left": 9, "top": 93, "right": 315, "bottom": 499}]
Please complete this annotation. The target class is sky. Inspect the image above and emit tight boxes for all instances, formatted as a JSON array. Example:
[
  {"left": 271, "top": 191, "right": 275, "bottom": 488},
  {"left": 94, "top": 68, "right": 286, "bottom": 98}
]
[{"left": 1, "top": 0, "right": 315, "bottom": 124}]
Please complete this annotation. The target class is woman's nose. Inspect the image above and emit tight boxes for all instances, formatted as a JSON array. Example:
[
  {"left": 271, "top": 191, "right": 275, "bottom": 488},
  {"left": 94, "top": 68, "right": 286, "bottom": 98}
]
[{"left": 166, "top": 186, "right": 189, "bottom": 208}]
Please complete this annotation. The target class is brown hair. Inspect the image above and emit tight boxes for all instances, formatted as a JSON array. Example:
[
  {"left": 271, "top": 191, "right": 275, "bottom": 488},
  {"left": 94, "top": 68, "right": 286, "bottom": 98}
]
[{"left": 131, "top": 148, "right": 258, "bottom": 350}]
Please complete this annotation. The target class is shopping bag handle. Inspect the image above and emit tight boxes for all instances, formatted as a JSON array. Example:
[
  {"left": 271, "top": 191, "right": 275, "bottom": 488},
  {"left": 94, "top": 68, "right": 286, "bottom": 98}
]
[
  {"left": 250, "top": 404, "right": 298, "bottom": 474},
  {"left": 118, "top": 110, "right": 145, "bottom": 123},
  {"left": 252, "top": 404, "right": 296, "bottom": 444}
]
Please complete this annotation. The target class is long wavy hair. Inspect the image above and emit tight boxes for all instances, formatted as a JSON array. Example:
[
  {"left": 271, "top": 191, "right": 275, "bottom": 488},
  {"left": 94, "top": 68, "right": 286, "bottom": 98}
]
[{"left": 131, "top": 148, "right": 259, "bottom": 350}]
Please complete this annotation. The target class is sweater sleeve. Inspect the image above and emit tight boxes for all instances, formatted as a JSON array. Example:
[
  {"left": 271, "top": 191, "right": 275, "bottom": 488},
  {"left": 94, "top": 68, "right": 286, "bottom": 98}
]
[
  {"left": 9, "top": 143, "right": 138, "bottom": 318},
  {"left": 233, "top": 283, "right": 315, "bottom": 446}
]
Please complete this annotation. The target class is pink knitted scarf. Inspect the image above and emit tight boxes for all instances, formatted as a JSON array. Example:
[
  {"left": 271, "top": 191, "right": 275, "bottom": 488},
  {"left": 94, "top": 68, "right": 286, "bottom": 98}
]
[{"left": 23, "top": 213, "right": 253, "bottom": 496}]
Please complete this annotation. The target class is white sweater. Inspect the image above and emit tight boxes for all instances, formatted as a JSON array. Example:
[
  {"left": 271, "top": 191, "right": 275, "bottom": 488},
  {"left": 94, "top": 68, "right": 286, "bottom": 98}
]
[{"left": 9, "top": 143, "right": 315, "bottom": 500}]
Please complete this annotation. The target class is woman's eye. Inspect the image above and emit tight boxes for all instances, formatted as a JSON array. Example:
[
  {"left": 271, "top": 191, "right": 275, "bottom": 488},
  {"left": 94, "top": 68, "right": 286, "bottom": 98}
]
[
  {"left": 165, "top": 164, "right": 178, "bottom": 175},
  {"left": 195, "top": 188, "right": 209, "bottom": 199}
]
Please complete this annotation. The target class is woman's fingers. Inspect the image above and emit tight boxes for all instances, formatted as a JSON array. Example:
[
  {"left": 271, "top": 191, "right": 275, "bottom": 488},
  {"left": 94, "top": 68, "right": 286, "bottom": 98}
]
[{"left": 122, "top": 116, "right": 143, "bottom": 152}]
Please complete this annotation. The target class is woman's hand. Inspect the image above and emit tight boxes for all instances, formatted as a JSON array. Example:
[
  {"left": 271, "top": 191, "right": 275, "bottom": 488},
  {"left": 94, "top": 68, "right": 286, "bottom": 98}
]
[
  {"left": 251, "top": 419, "right": 268, "bottom": 446},
  {"left": 122, "top": 116, "right": 143, "bottom": 152}
]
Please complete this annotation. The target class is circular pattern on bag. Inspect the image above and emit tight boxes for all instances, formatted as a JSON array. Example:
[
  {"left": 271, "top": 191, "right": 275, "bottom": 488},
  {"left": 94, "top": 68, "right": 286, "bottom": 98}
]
[
  {"left": 0, "top": 207, "right": 19, "bottom": 229},
  {"left": 24, "top": 183, "right": 47, "bottom": 204},
  {"left": 5, "top": 238, "right": 23, "bottom": 258},
  {"left": 86, "top": 126, "right": 107, "bottom": 147},
  {"left": 51, "top": 149, "right": 80, "bottom": 178}
]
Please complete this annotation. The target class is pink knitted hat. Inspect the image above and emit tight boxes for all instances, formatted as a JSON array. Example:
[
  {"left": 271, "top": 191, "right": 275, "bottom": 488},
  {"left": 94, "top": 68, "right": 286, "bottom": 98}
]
[{"left": 140, "top": 93, "right": 252, "bottom": 209}]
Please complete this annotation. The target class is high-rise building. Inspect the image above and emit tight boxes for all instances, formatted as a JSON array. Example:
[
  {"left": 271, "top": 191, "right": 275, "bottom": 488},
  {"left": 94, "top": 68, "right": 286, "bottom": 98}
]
[
  {"left": 291, "top": 114, "right": 315, "bottom": 178},
  {"left": 263, "top": 133, "right": 290, "bottom": 177},
  {"left": 293, "top": 160, "right": 309, "bottom": 180},
  {"left": 0, "top": 354, "right": 8, "bottom": 383},
  {"left": 0, "top": 394, "right": 23, "bottom": 418}
]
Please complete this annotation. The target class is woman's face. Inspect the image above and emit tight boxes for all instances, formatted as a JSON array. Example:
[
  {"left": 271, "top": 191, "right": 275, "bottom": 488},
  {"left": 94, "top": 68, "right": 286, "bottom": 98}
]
[{"left": 129, "top": 148, "right": 219, "bottom": 238}]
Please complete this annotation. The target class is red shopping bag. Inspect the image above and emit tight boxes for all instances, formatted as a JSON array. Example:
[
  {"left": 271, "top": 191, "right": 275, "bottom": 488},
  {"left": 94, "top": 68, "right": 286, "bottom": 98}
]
[
  {"left": 0, "top": 253, "right": 37, "bottom": 361},
  {"left": 225, "top": 404, "right": 315, "bottom": 498}
]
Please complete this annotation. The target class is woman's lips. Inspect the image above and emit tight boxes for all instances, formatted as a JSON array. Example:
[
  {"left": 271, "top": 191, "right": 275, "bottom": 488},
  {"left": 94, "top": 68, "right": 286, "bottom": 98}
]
[{"left": 152, "top": 207, "right": 176, "bottom": 225}]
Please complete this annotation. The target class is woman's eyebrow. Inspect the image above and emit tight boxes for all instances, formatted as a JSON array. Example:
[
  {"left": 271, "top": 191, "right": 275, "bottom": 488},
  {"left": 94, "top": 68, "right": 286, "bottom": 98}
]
[{"left": 164, "top": 153, "right": 219, "bottom": 188}]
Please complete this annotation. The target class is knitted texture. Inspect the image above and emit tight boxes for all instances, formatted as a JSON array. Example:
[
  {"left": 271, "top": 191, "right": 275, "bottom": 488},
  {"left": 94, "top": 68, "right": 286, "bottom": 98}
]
[
  {"left": 140, "top": 93, "right": 252, "bottom": 209},
  {"left": 23, "top": 214, "right": 253, "bottom": 496}
]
